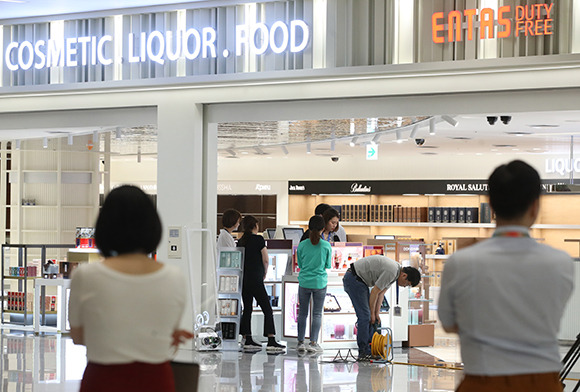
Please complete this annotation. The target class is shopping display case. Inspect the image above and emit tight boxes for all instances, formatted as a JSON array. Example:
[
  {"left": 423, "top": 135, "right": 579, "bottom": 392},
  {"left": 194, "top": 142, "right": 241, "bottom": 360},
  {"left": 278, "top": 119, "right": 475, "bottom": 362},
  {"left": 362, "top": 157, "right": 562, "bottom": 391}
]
[
  {"left": 283, "top": 242, "right": 410, "bottom": 348},
  {"left": 261, "top": 239, "right": 292, "bottom": 312},
  {"left": 216, "top": 247, "right": 244, "bottom": 351}
]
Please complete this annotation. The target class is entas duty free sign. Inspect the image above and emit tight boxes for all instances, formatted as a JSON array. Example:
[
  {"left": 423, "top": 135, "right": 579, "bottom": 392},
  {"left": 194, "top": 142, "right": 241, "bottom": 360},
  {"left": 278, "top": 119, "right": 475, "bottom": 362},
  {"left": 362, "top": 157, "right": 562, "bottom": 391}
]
[
  {"left": 432, "top": 3, "right": 554, "bottom": 43},
  {"left": 3, "top": 20, "right": 310, "bottom": 71}
]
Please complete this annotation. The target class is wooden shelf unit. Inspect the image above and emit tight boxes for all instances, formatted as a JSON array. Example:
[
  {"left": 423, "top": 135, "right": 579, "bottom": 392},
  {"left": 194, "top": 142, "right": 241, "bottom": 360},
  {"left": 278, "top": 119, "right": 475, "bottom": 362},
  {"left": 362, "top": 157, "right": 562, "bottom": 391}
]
[{"left": 289, "top": 193, "right": 580, "bottom": 256}]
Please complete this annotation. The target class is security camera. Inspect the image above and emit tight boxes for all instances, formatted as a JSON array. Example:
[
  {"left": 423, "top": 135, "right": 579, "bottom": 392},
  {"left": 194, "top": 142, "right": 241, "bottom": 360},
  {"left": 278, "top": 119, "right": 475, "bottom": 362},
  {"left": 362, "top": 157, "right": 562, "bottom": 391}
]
[
  {"left": 487, "top": 116, "right": 498, "bottom": 125},
  {"left": 500, "top": 116, "right": 512, "bottom": 125},
  {"left": 415, "top": 138, "right": 425, "bottom": 146},
  {"left": 331, "top": 156, "right": 339, "bottom": 162}
]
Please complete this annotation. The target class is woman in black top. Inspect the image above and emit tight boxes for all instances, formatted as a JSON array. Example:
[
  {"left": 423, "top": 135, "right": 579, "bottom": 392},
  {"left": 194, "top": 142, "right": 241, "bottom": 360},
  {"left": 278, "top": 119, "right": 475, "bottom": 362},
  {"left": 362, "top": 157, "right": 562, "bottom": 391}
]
[{"left": 237, "top": 215, "right": 285, "bottom": 352}]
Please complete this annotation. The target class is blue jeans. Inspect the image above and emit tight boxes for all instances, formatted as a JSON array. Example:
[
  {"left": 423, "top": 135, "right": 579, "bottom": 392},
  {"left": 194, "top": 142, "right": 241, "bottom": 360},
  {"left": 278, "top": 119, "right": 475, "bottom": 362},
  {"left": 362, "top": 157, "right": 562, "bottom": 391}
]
[
  {"left": 343, "top": 271, "right": 373, "bottom": 355},
  {"left": 297, "top": 286, "right": 326, "bottom": 343}
]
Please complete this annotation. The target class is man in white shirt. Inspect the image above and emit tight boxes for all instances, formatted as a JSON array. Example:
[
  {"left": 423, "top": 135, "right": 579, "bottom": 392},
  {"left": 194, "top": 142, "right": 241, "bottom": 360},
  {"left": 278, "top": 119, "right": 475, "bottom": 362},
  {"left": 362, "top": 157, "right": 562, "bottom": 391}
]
[{"left": 438, "top": 160, "right": 574, "bottom": 392}]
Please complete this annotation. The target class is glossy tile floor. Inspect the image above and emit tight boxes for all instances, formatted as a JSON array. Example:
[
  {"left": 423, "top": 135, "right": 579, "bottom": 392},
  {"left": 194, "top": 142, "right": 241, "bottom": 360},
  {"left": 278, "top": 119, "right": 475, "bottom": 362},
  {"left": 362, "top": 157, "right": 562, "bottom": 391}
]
[{"left": 1, "top": 330, "right": 579, "bottom": 391}]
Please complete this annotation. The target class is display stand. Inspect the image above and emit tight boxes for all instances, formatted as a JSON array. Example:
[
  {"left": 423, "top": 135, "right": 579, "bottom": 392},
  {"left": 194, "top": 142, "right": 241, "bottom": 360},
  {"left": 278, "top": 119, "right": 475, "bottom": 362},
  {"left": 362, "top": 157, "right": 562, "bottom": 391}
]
[
  {"left": 33, "top": 278, "right": 71, "bottom": 334},
  {"left": 1, "top": 244, "right": 74, "bottom": 330},
  {"left": 282, "top": 242, "right": 409, "bottom": 349},
  {"left": 216, "top": 247, "right": 244, "bottom": 351}
]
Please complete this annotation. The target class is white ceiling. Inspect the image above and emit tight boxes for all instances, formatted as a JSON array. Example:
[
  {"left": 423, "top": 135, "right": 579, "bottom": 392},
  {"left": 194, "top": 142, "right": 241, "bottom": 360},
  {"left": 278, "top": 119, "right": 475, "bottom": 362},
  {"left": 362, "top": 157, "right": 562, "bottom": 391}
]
[
  {"left": 0, "top": 0, "right": 204, "bottom": 20},
  {"left": 1, "top": 111, "right": 580, "bottom": 160}
]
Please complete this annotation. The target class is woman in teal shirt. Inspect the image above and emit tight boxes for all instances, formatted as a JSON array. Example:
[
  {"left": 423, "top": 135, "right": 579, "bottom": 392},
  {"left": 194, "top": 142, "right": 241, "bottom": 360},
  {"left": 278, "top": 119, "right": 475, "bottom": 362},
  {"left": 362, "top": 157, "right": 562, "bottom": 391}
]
[{"left": 296, "top": 215, "right": 332, "bottom": 353}]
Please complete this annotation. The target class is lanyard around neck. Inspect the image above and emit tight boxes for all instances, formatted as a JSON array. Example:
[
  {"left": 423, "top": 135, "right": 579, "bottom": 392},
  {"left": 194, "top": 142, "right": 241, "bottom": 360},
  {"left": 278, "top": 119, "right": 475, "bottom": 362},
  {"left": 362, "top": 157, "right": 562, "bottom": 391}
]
[{"left": 493, "top": 231, "right": 530, "bottom": 238}]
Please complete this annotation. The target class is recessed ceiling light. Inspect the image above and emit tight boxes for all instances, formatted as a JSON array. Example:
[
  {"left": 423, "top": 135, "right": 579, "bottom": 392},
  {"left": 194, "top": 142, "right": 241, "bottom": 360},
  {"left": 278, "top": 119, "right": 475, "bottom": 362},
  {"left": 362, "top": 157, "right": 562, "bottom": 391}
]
[
  {"left": 528, "top": 124, "right": 559, "bottom": 129},
  {"left": 512, "top": 148, "right": 519, "bottom": 151},
  {"left": 505, "top": 132, "right": 532, "bottom": 136},
  {"left": 241, "top": 151, "right": 249, "bottom": 155},
  {"left": 491, "top": 149, "right": 498, "bottom": 152},
  {"left": 476, "top": 153, "right": 483, "bottom": 156}
]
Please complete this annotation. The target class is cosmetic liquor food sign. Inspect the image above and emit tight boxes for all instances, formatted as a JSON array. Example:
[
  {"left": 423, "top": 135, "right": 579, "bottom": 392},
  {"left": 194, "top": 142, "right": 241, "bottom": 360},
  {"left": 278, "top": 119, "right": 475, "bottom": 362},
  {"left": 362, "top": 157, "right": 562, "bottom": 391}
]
[
  {"left": 3, "top": 20, "right": 310, "bottom": 71},
  {"left": 432, "top": 3, "right": 554, "bottom": 43}
]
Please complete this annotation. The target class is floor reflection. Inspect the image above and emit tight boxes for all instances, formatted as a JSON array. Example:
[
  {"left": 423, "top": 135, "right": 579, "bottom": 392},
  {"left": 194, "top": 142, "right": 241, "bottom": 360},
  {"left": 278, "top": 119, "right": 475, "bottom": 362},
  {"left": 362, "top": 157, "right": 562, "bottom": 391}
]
[
  {"left": 175, "top": 347, "right": 463, "bottom": 392},
  {"left": 1, "top": 330, "right": 578, "bottom": 392},
  {"left": 0, "top": 330, "right": 85, "bottom": 392}
]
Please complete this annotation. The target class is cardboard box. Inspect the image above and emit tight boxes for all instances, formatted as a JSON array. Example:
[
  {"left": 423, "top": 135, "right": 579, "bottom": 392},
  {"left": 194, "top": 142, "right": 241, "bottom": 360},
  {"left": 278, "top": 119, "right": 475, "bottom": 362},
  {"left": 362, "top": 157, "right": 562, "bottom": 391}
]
[{"left": 406, "top": 324, "right": 435, "bottom": 347}]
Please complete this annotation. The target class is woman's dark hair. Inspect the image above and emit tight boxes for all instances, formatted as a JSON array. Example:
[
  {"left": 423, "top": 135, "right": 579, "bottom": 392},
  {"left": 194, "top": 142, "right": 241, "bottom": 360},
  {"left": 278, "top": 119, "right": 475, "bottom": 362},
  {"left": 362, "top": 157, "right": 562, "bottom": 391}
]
[
  {"left": 95, "top": 185, "right": 162, "bottom": 257},
  {"left": 238, "top": 215, "right": 258, "bottom": 246},
  {"left": 222, "top": 209, "right": 241, "bottom": 229},
  {"left": 308, "top": 215, "right": 325, "bottom": 245},
  {"left": 314, "top": 203, "right": 331, "bottom": 216},
  {"left": 402, "top": 266, "right": 421, "bottom": 287},
  {"left": 322, "top": 208, "right": 340, "bottom": 231},
  {"left": 488, "top": 160, "right": 541, "bottom": 220}
]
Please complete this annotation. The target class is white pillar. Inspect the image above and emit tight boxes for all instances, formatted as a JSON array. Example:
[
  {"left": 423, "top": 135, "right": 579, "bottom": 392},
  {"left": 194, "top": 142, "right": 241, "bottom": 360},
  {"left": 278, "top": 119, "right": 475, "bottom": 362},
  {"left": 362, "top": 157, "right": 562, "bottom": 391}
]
[{"left": 157, "top": 100, "right": 218, "bottom": 334}]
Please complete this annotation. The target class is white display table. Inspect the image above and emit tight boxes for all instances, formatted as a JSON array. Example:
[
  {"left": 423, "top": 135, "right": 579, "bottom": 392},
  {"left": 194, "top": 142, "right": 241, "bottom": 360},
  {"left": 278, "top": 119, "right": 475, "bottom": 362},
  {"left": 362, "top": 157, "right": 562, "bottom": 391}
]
[{"left": 33, "top": 278, "right": 71, "bottom": 334}]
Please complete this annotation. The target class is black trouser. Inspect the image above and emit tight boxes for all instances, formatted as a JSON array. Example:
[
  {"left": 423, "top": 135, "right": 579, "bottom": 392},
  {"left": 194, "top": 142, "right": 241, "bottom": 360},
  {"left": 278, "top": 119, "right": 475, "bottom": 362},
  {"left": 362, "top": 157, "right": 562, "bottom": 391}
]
[{"left": 239, "top": 278, "right": 275, "bottom": 337}]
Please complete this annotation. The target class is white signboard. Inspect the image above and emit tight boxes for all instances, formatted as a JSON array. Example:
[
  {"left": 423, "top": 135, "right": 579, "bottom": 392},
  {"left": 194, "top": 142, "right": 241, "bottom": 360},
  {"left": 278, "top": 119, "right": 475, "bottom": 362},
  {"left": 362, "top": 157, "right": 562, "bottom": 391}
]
[{"left": 4, "top": 20, "right": 310, "bottom": 71}]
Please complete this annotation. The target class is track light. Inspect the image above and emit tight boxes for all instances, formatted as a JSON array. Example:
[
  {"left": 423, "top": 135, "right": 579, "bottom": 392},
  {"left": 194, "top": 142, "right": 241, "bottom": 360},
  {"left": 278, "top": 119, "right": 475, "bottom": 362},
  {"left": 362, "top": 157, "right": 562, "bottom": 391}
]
[
  {"left": 67, "top": 134, "right": 74, "bottom": 145},
  {"left": 350, "top": 136, "right": 358, "bottom": 147},
  {"left": 441, "top": 115, "right": 458, "bottom": 127},
  {"left": 396, "top": 130, "right": 404, "bottom": 143},
  {"left": 43, "top": 137, "right": 48, "bottom": 149},
  {"left": 330, "top": 130, "right": 335, "bottom": 151},
  {"left": 487, "top": 116, "right": 498, "bottom": 125},
  {"left": 429, "top": 118, "right": 436, "bottom": 135},
  {"left": 281, "top": 145, "right": 289, "bottom": 155},
  {"left": 409, "top": 125, "right": 419, "bottom": 139}
]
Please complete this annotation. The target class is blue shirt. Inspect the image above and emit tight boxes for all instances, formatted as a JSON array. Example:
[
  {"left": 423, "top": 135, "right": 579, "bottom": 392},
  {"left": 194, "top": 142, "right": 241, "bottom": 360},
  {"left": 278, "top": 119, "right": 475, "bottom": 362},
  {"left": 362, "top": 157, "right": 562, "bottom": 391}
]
[{"left": 297, "top": 239, "right": 332, "bottom": 289}]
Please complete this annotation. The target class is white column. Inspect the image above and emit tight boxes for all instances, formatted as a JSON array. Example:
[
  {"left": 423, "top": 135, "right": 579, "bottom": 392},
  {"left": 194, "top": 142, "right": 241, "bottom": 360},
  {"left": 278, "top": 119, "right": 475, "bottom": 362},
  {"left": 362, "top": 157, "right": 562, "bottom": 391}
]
[{"left": 157, "top": 101, "right": 215, "bottom": 334}]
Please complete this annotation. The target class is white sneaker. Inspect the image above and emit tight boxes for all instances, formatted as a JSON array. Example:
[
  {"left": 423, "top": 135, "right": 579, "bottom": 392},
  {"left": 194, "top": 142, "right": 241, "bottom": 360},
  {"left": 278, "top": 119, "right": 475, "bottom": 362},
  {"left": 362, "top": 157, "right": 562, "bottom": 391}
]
[
  {"left": 296, "top": 342, "right": 306, "bottom": 352},
  {"left": 307, "top": 342, "right": 323, "bottom": 353}
]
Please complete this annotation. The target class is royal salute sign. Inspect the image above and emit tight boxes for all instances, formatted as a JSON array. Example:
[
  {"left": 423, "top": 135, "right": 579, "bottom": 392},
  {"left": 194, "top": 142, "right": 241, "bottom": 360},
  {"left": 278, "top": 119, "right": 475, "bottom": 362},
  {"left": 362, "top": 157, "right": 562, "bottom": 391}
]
[
  {"left": 432, "top": 3, "right": 554, "bottom": 43},
  {"left": 3, "top": 20, "right": 310, "bottom": 71}
]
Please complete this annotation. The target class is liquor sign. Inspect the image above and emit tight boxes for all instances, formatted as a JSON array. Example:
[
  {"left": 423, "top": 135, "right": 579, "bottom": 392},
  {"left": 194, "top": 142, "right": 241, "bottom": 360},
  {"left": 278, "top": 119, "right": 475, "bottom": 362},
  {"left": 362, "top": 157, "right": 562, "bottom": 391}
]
[
  {"left": 432, "top": 4, "right": 554, "bottom": 43},
  {"left": 3, "top": 20, "right": 310, "bottom": 71}
]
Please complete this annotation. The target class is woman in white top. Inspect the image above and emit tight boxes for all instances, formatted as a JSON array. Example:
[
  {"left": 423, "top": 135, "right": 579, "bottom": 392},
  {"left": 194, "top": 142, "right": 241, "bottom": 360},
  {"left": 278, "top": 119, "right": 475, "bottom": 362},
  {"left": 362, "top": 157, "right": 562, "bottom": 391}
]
[
  {"left": 68, "top": 185, "right": 194, "bottom": 392},
  {"left": 216, "top": 209, "right": 241, "bottom": 249}
]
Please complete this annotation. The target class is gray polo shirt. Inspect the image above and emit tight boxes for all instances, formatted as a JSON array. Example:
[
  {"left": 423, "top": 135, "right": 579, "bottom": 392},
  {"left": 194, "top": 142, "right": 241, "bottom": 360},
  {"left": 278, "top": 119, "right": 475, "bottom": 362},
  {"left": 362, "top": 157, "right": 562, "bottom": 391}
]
[
  {"left": 438, "top": 225, "right": 574, "bottom": 376},
  {"left": 352, "top": 255, "right": 401, "bottom": 290}
]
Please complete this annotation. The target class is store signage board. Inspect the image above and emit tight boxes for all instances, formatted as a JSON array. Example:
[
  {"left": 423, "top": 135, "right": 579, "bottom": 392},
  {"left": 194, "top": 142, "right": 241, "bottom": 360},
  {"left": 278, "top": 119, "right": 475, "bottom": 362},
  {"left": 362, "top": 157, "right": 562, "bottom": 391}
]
[
  {"left": 3, "top": 20, "right": 310, "bottom": 71},
  {"left": 432, "top": 3, "right": 554, "bottom": 43},
  {"left": 288, "top": 179, "right": 580, "bottom": 195},
  {"left": 366, "top": 145, "right": 378, "bottom": 160},
  {"left": 545, "top": 158, "right": 580, "bottom": 177}
]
